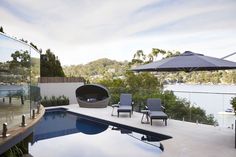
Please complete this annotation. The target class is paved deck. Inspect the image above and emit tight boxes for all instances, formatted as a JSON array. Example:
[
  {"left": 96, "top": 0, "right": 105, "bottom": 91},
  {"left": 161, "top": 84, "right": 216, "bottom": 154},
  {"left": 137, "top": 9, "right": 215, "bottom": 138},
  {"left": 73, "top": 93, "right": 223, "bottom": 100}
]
[{"left": 62, "top": 104, "right": 235, "bottom": 157}]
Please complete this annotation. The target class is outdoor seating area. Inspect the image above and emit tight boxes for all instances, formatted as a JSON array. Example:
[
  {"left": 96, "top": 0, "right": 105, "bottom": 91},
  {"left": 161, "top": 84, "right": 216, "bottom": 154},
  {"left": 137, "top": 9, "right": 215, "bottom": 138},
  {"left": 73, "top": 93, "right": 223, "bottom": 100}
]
[
  {"left": 2, "top": 2, "right": 236, "bottom": 156},
  {"left": 75, "top": 84, "right": 110, "bottom": 108},
  {"left": 112, "top": 94, "right": 168, "bottom": 126}
]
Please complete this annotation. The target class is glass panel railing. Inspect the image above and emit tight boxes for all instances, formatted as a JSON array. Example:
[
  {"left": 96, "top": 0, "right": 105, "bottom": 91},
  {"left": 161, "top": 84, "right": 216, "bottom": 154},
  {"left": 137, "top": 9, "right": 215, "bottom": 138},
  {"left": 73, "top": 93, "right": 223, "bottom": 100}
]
[
  {"left": 30, "top": 48, "right": 40, "bottom": 110},
  {"left": 105, "top": 85, "right": 235, "bottom": 129},
  {"left": 165, "top": 84, "right": 236, "bottom": 129},
  {"left": 0, "top": 33, "right": 40, "bottom": 131}
]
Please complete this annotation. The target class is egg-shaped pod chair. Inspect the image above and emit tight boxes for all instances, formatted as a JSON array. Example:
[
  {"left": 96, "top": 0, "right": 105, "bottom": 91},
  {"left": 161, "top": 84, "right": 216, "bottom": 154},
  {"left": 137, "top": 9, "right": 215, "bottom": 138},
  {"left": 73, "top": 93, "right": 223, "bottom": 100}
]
[{"left": 75, "top": 84, "right": 110, "bottom": 108}]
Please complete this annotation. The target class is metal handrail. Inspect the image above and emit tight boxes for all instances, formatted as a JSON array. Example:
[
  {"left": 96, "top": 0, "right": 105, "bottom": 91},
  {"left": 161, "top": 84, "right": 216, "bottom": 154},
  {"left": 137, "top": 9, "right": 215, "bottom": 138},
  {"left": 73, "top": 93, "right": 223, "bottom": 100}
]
[
  {"left": 166, "top": 90, "right": 236, "bottom": 95},
  {"left": 0, "top": 32, "right": 41, "bottom": 54}
]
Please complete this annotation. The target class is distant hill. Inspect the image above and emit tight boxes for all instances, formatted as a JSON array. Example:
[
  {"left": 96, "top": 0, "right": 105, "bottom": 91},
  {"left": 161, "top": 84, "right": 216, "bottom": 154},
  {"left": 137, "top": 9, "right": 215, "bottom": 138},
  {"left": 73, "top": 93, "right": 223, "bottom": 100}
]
[{"left": 63, "top": 58, "right": 128, "bottom": 81}]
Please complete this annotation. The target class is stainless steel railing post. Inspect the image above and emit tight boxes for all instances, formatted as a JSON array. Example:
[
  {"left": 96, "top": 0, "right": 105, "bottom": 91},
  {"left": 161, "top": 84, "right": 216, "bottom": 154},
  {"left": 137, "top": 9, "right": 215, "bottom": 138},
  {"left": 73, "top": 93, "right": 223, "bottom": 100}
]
[
  {"left": 0, "top": 123, "right": 10, "bottom": 138},
  {"left": 20, "top": 114, "right": 27, "bottom": 127}
]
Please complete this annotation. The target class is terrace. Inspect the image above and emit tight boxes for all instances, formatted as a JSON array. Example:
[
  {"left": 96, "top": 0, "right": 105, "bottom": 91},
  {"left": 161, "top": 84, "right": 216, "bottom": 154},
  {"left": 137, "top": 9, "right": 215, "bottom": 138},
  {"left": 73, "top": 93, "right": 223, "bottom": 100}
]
[
  {"left": 47, "top": 104, "right": 235, "bottom": 157},
  {"left": 0, "top": 33, "right": 236, "bottom": 156}
]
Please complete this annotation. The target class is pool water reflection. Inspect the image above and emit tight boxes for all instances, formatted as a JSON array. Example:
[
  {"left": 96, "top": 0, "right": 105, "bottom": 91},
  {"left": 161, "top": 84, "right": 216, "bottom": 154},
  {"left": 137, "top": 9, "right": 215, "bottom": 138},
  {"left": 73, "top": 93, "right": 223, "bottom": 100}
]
[{"left": 30, "top": 110, "right": 170, "bottom": 157}]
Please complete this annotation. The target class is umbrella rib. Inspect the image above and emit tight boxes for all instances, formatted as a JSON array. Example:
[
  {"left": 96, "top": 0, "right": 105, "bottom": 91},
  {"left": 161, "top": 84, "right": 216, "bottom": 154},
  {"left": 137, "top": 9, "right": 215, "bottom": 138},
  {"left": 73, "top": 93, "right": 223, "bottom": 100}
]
[{"left": 189, "top": 67, "right": 199, "bottom": 72}]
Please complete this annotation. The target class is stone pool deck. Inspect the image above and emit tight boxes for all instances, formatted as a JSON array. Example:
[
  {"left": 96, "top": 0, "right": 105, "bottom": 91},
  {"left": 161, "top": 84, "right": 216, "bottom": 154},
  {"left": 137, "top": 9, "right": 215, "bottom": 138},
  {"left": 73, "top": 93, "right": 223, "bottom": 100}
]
[{"left": 61, "top": 104, "right": 235, "bottom": 157}]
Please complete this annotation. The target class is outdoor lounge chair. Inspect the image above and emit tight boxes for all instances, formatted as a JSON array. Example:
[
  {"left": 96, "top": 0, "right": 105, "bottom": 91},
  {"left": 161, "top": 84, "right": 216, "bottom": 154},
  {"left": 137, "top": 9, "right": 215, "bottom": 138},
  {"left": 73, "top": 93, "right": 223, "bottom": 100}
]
[
  {"left": 117, "top": 93, "right": 133, "bottom": 117},
  {"left": 75, "top": 84, "right": 110, "bottom": 108},
  {"left": 146, "top": 98, "right": 168, "bottom": 126}
]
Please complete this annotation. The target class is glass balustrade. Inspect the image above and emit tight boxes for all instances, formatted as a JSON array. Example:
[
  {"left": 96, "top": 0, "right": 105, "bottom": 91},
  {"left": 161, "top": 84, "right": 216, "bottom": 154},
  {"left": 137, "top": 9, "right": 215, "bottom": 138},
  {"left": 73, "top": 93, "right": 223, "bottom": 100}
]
[
  {"left": 167, "top": 89, "right": 236, "bottom": 129},
  {"left": 106, "top": 85, "right": 236, "bottom": 129},
  {"left": 0, "top": 33, "right": 40, "bottom": 132}
]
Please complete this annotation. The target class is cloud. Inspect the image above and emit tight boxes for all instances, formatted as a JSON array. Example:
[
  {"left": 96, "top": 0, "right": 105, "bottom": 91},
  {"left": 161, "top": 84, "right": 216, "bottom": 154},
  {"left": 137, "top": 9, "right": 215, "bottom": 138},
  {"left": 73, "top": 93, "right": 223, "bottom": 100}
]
[{"left": 0, "top": 0, "right": 236, "bottom": 65}]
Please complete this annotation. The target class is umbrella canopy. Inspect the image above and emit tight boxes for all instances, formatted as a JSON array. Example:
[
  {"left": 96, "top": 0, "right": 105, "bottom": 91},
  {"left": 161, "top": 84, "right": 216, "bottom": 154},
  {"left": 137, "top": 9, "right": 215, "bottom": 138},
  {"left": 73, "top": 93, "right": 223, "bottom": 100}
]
[{"left": 131, "top": 51, "right": 236, "bottom": 72}]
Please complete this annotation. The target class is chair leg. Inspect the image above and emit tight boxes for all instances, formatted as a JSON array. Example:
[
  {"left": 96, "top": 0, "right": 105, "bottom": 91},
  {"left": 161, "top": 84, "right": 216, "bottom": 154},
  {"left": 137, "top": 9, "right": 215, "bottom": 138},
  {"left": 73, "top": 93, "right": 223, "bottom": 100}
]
[
  {"left": 151, "top": 119, "right": 152, "bottom": 125},
  {"left": 130, "top": 112, "right": 131, "bottom": 118},
  {"left": 111, "top": 107, "right": 114, "bottom": 116},
  {"left": 21, "top": 95, "right": 24, "bottom": 105},
  {"left": 117, "top": 112, "right": 119, "bottom": 117},
  {"left": 165, "top": 119, "right": 167, "bottom": 126}
]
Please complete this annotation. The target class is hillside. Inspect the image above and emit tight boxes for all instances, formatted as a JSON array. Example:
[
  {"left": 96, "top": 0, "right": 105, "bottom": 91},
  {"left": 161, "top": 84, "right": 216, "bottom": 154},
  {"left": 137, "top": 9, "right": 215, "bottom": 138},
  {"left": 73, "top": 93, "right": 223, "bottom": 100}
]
[
  {"left": 63, "top": 58, "right": 129, "bottom": 81},
  {"left": 63, "top": 57, "right": 236, "bottom": 84}
]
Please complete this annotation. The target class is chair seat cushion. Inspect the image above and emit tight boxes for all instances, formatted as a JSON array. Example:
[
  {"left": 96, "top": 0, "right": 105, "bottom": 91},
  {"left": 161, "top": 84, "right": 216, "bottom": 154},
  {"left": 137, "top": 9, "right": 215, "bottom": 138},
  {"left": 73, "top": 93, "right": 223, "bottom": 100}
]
[
  {"left": 117, "top": 106, "right": 132, "bottom": 112},
  {"left": 149, "top": 111, "right": 167, "bottom": 119}
]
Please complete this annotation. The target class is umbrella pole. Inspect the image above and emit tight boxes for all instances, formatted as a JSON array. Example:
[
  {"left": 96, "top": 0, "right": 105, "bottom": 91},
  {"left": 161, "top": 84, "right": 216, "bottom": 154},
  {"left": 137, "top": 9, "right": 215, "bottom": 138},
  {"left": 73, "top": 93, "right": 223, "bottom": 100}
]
[{"left": 189, "top": 93, "right": 192, "bottom": 121}]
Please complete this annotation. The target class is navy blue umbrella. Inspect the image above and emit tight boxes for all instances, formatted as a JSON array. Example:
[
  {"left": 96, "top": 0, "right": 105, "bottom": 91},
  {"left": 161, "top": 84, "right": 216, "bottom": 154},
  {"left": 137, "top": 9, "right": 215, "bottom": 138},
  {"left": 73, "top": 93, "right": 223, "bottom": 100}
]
[{"left": 131, "top": 51, "right": 236, "bottom": 72}]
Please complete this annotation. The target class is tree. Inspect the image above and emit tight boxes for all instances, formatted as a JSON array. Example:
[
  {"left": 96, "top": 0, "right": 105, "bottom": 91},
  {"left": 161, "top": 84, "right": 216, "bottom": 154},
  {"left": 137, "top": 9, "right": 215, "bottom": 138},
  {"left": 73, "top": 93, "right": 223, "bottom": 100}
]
[
  {"left": 0, "top": 26, "right": 4, "bottom": 33},
  {"left": 131, "top": 50, "right": 146, "bottom": 65},
  {"left": 151, "top": 48, "right": 165, "bottom": 60},
  {"left": 6, "top": 50, "right": 31, "bottom": 82},
  {"left": 40, "top": 49, "right": 65, "bottom": 77},
  {"left": 130, "top": 49, "right": 180, "bottom": 66},
  {"left": 10, "top": 50, "right": 30, "bottom": 68}
]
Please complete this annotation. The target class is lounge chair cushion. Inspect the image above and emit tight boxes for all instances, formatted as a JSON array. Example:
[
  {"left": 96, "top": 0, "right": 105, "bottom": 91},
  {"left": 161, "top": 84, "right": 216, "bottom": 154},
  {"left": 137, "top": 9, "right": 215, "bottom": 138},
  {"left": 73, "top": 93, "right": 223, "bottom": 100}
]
[
  {"left": 117, "top": 106, "right": 132, "bottom": 112},
  {"left": 149, "top": 111, "right": 167, "bottom": 119}
]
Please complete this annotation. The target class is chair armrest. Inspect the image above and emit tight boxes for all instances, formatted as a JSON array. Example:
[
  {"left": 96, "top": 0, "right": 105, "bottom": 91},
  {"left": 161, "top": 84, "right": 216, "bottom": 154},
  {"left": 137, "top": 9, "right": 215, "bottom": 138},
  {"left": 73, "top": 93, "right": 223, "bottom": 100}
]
[
  {"left": 161, "top": 105, "right": 166, "bottom": 112},
  {"left": 145, "top": 106, "right": 148, "bottom": 110},
  {"left": 131, "top": 101, "right": 134, "bottom": 111},
  {"left": 112, "top": 104, "right": 119, "bottom": 107}
]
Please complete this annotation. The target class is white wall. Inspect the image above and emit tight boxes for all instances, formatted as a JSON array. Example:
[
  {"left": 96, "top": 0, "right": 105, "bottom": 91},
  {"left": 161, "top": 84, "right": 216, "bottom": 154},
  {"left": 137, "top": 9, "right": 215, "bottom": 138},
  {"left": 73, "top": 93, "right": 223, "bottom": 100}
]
[{"left": 38, "top": 82, "right": 84, "bottom": 104}]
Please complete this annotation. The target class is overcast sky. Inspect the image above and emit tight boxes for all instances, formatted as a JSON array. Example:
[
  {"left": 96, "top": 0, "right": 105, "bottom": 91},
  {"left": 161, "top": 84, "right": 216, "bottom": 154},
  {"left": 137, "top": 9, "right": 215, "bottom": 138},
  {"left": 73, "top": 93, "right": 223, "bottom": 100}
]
[{"left": 1, "top": 0, "right": 236, "bottom": 65}]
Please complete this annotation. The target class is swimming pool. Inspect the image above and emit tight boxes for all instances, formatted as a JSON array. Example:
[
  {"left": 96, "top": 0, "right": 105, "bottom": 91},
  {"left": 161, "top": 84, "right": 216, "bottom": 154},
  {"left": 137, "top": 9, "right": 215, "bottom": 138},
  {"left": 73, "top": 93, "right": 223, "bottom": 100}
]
[{"left": 29, "top": 109, "right": 171, "bottom": 157}]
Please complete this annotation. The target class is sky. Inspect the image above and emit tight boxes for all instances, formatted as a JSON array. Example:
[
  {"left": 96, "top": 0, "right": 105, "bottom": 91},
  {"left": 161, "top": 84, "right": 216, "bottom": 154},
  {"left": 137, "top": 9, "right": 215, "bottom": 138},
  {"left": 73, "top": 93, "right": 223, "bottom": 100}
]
[{"left": 1, "top": 0, "right": 236, "bottom": 65}]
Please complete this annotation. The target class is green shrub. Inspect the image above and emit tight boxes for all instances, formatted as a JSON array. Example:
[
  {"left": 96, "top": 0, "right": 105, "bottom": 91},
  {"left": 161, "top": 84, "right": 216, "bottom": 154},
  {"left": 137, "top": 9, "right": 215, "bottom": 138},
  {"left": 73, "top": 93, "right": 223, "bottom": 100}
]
[
  {"left": 41, "top": 95, "right": 69, "bottom": 107},
  {"left": 97, "top": 72, "right": 217, "bottom": 125},
  {"left": 230, "top": 97, "right": 236, "bottom": 115}
]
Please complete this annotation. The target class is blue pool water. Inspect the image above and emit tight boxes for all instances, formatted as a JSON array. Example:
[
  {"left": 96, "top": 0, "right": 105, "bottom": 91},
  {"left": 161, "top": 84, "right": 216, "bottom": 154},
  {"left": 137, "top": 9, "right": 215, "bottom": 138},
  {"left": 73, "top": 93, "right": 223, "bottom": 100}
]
[{"left": 29, "top": 110, "right": 171, "bottom": 157}]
